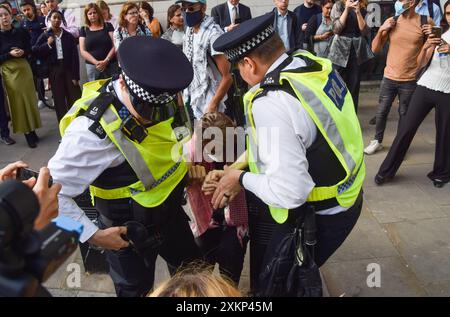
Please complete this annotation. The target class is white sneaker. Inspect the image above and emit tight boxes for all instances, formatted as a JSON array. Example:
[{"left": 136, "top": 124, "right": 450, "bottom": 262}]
[
  {"left": 364, "top": 140, "right": 383, "bottom": 155},
  {"left": 38, "top": 100, "right": 46, "bottom": 109}
]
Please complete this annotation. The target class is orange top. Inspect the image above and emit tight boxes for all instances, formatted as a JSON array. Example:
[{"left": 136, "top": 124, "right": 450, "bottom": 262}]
[
  {"left": 384, "top": 14, "right": 426, "bottom": 81},
  {"left": 147, "top": 17, "right": 161, "bottom": 38}
]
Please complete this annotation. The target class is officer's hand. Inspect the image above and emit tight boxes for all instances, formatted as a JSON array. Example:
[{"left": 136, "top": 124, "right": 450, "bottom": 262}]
[
  {"left": 32, "top": 167, "right": 62, "bottom": 230},
  {"left": 211, "top": 166, "right": 243, "bottom": 209},
  {"left": 188, "top": 164, "right": 206, "bottom": 185},
  {"left": 89, "top": 227, "right": 129, "bottom": 250}
]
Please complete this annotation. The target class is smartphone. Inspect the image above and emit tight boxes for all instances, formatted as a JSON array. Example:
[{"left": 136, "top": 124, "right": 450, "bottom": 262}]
[
  {"left": 431, "top": 26, "right": 442, "bottom": 38},
  {"left": 16, "top": 167, "right": 53, "bottom": 187},
  {"left": 234, "top": 18, "right": 242, "bottom": 24}
]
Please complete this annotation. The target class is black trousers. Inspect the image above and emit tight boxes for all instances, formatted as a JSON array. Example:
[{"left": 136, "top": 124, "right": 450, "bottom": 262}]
[
  {"left": 248, "top": 191, "right": 363, "bottom": 295},
  {"left": 378, "top": 85, "right": 450, "bottom": 183},
  {"left": 97, "top": 181, "right": 201, "bottom": 297},
  {"left": 195, "top": 225, "right": 248, "bottom": 286},
  {"left": 48, "top": 61, "right": 81, "bottom": 122},
  {"left": 336, "top": 48, "right": 362, "bottom": 112}
]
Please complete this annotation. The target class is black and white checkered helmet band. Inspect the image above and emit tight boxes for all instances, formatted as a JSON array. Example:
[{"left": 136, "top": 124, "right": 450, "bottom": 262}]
[
  {"left": 224, "top": 25, "right": 275, "bottom": 62},
  {"left": 123, "top": 73, "right": 176, "bottom": 104}
]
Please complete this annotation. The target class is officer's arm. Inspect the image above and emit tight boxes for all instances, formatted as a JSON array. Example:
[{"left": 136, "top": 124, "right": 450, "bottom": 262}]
[{"left": 230, "top": 152, "right": 248, "bottom": 170}]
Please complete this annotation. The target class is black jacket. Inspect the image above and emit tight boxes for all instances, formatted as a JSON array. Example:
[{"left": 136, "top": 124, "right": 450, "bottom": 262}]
[
  {"left": 33, "top": 29, "right": 80, "bottom": 80},
  {"left": 211, "top": 2, "right": 252, "bottom": 30},
  {"left": 271, "top": 8, "right": 301, "bottom": 53}
]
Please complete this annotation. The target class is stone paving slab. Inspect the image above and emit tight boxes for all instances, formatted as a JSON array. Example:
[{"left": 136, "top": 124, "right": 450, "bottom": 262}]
[
  {"left": 321, "top": 257, "right": 427, "bottom": 297},
  {"left": 364, "top": 181, "right": 446, "bottom": 224},
  {"left": 326, "top": 205, "right": 399, "bottom": 263},
  {"left": 384, "top": 218, "right": 450, "bottom": 285}
]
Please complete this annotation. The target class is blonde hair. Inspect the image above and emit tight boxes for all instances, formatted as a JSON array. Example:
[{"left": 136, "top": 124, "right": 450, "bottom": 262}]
[
  {"left": 96, "top": 0, "right": 112, "bottom": 20},
  {"left": 149, "top": 267, "right": 242, "bottom": 297}
]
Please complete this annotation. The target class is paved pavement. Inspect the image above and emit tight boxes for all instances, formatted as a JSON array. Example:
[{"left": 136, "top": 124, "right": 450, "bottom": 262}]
[{"left": 2, "top": 86, "right": 450, "bottom": 297}]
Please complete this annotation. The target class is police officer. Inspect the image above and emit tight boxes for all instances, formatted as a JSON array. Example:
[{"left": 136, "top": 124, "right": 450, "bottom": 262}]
[
  {"left": 48, "top": 37, "right": 200, "bottom": 297},
  {"left": 207, "top": 13, "right": 365, "bottom": 295}
]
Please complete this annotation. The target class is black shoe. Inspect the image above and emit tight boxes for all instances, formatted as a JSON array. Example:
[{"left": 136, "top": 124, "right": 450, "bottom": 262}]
[
  {"left": 25, "top": 133, "right": 37, "bottom": 148},
  {"left": 374, "top": 174, "right": 386, "bottom": 185},
  {"left": 433, "top": 179, "right": 445, "bottom": 188},
  {"left": 369, "top": 116, "right": 376, "bottom": 125},
  {"left": 29, "top": 131, "right": 39, "bottom": 143},
  {"left": 1, "top": 136, "right": 15, "bottom": 145}
]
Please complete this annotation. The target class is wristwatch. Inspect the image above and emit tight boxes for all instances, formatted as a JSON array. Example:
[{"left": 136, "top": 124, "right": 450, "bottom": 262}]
[{"left": 238, "top": 171, "right": 247, "bottom": 188}]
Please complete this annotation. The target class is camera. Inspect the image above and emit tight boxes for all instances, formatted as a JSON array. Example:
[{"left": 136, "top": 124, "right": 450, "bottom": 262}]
[{"left": 0, "top": 180, "right": 82, "bottom": 297}]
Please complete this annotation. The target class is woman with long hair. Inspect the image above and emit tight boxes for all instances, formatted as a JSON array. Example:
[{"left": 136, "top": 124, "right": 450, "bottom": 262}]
[
  {"left": 113, "top": 2, "right": 151, "bottom": 49},
  {"left": 96, "top": 0, "right": 117, "bottom": 29},
  {"left": 0, "top": 4, "right": 41, "bottom": 148},
  {"left": 137, "top": 1, "right": 162, "bottom": 38},
  {"left": 375, "top": 0, "right": 450, "bottom": 188},
  {"left": 161, "top": 4, "right": 184, "bottom": 49},
  {"left": 80, "top": 3, "right": 117, "bottom": 81}
]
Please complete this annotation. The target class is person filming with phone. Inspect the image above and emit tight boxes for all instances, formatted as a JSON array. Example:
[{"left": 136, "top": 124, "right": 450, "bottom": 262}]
[
  {"left": 0, "top": 161, "right": 61, "bottom": 230},
  {"left": 374, "top": 0, "right": 450, "bottom": 188}
]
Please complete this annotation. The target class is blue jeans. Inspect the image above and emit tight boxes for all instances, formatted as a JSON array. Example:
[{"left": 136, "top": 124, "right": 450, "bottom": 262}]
[{"left": 374, "top": 77, "right": 417, "bottom": 143}]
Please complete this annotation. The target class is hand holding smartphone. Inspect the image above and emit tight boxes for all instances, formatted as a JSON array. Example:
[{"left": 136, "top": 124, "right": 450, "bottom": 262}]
[
  {"left": 16, "top": 167, "right": 53, "bottom": 188},
  {"left": 431, "top": 26, "right": 442, "bottom": 38}
]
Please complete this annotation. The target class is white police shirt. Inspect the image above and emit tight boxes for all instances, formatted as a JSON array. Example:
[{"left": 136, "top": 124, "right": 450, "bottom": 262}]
[
  {"left": 48, "top": 80, "right": 126, "bottom": 243},
  {"left": 241, "top": 53, "right": 347, "bottom": 216}
]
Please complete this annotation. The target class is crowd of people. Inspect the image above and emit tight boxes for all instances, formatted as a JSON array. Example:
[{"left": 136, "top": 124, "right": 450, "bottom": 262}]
[{"left": 0, "top": 0, "right": 449, "bottom": 298}]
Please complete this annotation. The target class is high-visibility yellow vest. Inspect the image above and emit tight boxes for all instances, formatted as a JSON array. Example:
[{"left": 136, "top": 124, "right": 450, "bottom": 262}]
[
  {"left": 245, "top": 50, "right": 365, "bottom": 224},
  {"left": 60, "top": 79, "right": 189, "bottom": 208}
]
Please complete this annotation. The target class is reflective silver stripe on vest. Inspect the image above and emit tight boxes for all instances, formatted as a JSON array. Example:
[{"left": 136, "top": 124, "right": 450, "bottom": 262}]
[
  {"left": 288, "top": 79, "right": 356, "bottom": 172},
  {"left": 103, "top": 107, "right": 156, "bottom": 191}
]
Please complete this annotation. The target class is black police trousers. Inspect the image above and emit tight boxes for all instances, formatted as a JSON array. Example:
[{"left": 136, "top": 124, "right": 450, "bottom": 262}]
[
  {"left": 97, "top": 181, "right": 201, "bottom": 297},
  {"left": 248, "top": 191, "right": 363, "bottom": 295}
]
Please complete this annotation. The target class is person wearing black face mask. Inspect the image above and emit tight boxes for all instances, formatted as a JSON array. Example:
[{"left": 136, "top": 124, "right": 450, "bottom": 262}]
[
  {"left": 47, "top": 36, "right": 201, "bottom": 297},
  {"left": 176, "top": 0, "right": 233, "bottom": 121}
]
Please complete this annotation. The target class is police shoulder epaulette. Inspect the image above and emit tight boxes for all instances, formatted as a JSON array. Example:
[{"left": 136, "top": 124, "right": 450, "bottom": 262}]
[
  {"left": 84, "top": 92, "right": 115, "bottom": 122},
  {"left": 84, "top": 92, "right": 114, "bottom": 139}
]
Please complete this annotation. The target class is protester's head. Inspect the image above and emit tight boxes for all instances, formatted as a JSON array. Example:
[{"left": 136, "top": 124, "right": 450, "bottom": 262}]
[
  {"left": 321, "top": 0, "right": 334, "bottom": 18},
  {"left": 177, "top": 0, "right": 207, "bottom": 28},
  {"left": 96, "top": 0, "right": 112, "bottom": 21},
  {"left": 149, "top": 268, "right": 242, "bottom": 297},
  {"left": 20, "top": 0, "right": 36, "bottom": 20},
  {"left": 45, "top": 0, "right": 58, "bottom": 11},
  {"left": 137, "top": 1, "right": 154, "bottom": 22},
  {"left": 40, "top": 1, "right": 48, "bottom": 16},
  {"left": 84, "top": 3, "right": 104, "bottom": 26},
  {"left": 167, "top": 4, "right": 183, "bottom": 29},
  {"left": 0, "top": 4, "right": 12, "bottom": 30},
  {"left": 119, "top": 2, "right": 139, "bottom": 28},
  {"left": 444, "top": 0, "right": 450, "bottom": 31},
  {"left": 197, "top": 112, "right": 236, "bottom": 161},
  {"left": 48, "top": 9, "right": 65, "bottom": 29},
  {"left": 274, "top": 0, "right": 289, "bottom": 13}
]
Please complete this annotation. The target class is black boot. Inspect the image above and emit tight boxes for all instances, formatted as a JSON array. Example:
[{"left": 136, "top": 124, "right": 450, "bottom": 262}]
[
  {"left": 25, "top": 133, "right": 37, "bottom": 148},
  {"left": 29, "top": 131, "right": 39, "bottom": 143}
]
